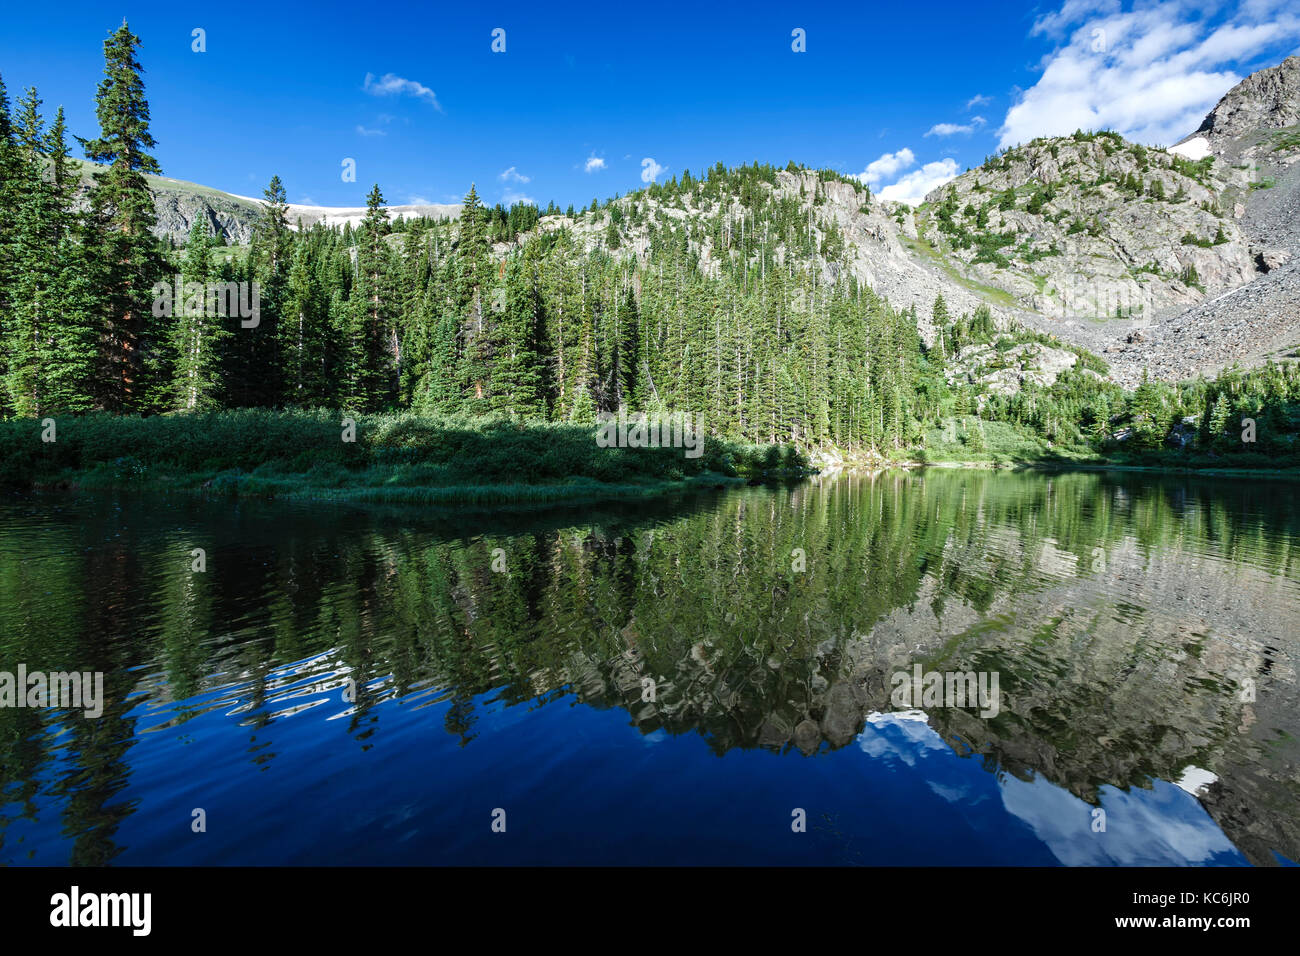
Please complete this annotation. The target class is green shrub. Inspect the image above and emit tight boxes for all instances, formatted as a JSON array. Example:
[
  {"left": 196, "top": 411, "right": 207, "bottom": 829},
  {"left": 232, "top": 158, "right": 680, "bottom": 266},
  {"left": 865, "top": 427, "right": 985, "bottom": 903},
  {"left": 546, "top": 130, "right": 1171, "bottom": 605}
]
[{"left": 0, "top": 409, "right": 806, "bottom": 492}]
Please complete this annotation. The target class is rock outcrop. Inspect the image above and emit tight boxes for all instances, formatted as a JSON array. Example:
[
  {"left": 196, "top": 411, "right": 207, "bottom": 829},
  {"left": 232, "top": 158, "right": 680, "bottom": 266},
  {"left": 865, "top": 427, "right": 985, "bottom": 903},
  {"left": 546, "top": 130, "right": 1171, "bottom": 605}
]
[
  {"left": 1113, "top": 56, "right": 1300, "bottom": 385},
  {"left": 1194, "top": 55, "right": 1300, "bottom": 143}
]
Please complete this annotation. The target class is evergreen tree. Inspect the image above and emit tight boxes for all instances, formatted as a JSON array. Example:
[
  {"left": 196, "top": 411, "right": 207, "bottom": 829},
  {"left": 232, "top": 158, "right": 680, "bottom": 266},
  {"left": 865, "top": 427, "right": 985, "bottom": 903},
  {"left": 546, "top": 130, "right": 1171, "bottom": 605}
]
[
  {"left": 4, "top": 93, "right": 99, "bottom": 414},
  {"left": 488, "top": 256, "right": 548, "bottom": 418},
  {"left": 41, "top": 106, "right": 101, "bottom": 411},
  {"left": 244, "top": 174, "right": 292, "bottom": 406},
  {"left": 1089, "top": 395, "right": 1111, "bottom": 445},
  {"left": 456, "top": 183, "right": 492, "bottom": 408},
  {"left": 3, "top": 88, "right": 51, "bottom": 414},
  {"left": 613, "top": 285, "right": 641, "bottom": 409},
  {"left": 79, "top": 20, "right": 165, "bottom": 411},
  {"left": 1207, "top": 393, "right": 1232, "bottom": 447},
  {"left": 170, "top": 220, "right": 228, "bottom": 409},
  {"left": 1130, "top": 370, "right": 1166, "bottom": 447},
  {"left": 346, "top": 183, "right": 398, "bottom": 409},
  {"left": 0, "top": 75, "right": 20, "bottom": 416},
  {"left": 283, "top": 232, "right": 322, "bottom": 404},
  {"left": 6, "top": 29, "right": 1227, "bottom": 465},
  {"left": 932, "top": 294, "right": 950, "bottom": 361}
]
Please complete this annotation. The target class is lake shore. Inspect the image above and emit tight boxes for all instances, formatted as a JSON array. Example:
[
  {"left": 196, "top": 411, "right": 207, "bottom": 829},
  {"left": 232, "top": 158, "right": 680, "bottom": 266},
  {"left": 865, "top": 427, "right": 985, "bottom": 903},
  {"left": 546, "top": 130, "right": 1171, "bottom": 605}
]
[
  {"left": 2, "top": 410, "right": 811, "bottom": 509},
  {"left": 33, "top": 466, "right": 760, "bottom": 509},
  {"left": 7, "top": 411, "right": 1297, "bottom": 513},
  {"left": 813, "top": 448, "right": 1300, "bottom": 480},
  {"left": 918, "top": 459, "right": 1300, "bottom": 479}
]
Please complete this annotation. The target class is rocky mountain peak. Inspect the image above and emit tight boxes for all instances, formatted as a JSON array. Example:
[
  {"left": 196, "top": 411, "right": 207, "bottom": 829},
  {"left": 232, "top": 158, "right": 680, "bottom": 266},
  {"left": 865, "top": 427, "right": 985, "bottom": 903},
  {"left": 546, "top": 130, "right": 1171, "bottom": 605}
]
[{"left": 1195, "top": 55, "right": 1300, "bottom": 142}]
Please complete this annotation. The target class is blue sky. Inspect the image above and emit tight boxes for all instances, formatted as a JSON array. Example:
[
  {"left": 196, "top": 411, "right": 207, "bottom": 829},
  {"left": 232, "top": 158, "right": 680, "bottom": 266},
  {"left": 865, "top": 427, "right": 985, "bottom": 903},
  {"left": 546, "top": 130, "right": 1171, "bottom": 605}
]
[{"left": 2, "top": 0, "right": 1298, "bottom": 209}]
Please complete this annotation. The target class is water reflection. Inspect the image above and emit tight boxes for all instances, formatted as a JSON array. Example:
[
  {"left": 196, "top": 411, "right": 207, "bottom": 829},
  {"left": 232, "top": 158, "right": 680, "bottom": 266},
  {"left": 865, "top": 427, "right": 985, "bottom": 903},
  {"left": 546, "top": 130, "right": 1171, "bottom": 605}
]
[{"left": 1, "top": 470, "right": 1297, "bottom": 865}]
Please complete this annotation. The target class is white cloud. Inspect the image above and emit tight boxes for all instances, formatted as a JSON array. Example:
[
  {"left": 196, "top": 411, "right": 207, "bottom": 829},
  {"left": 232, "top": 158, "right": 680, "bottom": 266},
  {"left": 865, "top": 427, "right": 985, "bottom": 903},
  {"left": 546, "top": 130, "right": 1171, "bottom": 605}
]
[
  {"left": 363, "top": 72, "right": 442, "bottom": 111},
  {"left": 355, "top": 125, "right": 386, "bottom": 137},
  {"left": 926, "top": 122, "right": 976, "bottom": 137},
  {"left": 499, "top": 166, "right": 530, "bottom": 184},
  {"left": 584, "top": 155, "right": 606, "bottom": 173},
  {"left": 855, "top": 147, "right": 916, "bottom": 187},
  {"left": 1031, "top": 0, "right": 1120, "bottom": 38},
  {"left": 503, "top": 189, "right": 536, "bottom": 206},
  {"left": 878, "top": 158, "right": 960, "bottom": 205},
  {"left": 856, "top": 148, "right": 957, "bottom": 205},
  {"left": 407, "top": 195, "right": 432, "bottom": 205},
  {"left": 1002, "top": 0, "right": 1300, "bottom": 148},
  {"left": 965, "top": 93, "right": 993, "bottom": 110},
  {"left": 641, "top": 157, "right": 666, "bottom": 182}
]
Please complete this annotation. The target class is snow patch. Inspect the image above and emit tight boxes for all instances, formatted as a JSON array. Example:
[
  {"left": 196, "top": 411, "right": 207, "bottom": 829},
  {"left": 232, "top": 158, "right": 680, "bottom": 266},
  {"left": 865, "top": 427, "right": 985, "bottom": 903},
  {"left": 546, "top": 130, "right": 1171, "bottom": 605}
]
[
  {"left": 1169, "top": 136, "right": 1212, "bottom": 161},
  {"left": 1175, "top": 765, "right": 1218, "bottom": 796},
  {"left": 227, "top": 195, "right": 460, "bottom": 231}
]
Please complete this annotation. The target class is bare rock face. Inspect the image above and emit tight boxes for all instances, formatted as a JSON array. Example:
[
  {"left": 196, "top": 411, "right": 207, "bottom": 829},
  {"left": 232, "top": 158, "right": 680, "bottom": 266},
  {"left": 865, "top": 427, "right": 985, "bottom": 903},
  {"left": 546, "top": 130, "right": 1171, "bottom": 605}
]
[
  {"left": 64, "top": 159, "right": 265, "bottom": 245},
  {"left": 820, "top": 681, "right": 867, "bottom": 747},
  {"left": 515, "top": 61, "right": 1295, "bottom": 390},
  {"left": 1111, "top": 57, "right": 1300, "bottom": 385},
  {"left": 912, "top": 135, "right": 1257, "bottom": 324},
  {"left": 1195, "top": 56, "right": 1300, "bottom": 142},
  {"left": 946, "top": 342, "right": 1083, "bottom": 396},
  {"left": 895, "top": 56, "right": 1300, "bottom": 387},
  {"left": 792, "top": 718, "right": 822, "bottom": 755},
  {"left": 67, "top": 158, "right": 464, "bottom": 246},
  {"left": 1255, "top": 247, "right": 1292, "bottom": 272},
  {"left": 151, "top": 188, "right": 260, "bottom": 245}
]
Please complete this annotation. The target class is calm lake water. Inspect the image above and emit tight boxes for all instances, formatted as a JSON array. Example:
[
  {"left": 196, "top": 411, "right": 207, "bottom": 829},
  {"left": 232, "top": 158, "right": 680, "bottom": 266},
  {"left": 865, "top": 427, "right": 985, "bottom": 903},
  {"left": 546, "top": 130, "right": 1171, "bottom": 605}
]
[{"left": 2, "top": 470, "right": 1298, "bottom": 866}]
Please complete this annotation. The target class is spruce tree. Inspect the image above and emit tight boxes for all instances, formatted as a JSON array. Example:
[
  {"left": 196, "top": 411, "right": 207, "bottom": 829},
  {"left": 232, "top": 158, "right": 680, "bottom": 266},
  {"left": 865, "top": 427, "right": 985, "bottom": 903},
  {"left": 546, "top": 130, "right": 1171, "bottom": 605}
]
[
  {"left": 614, "top": 285, "right": 641, "bottom": 410},
  {"left": 248, "top": 174, "right": 291, "bottom": 406},
  {"left": 4, "top": 93, "right": 99, "bottom": 414},
  {"left": 346, "top": 183, "right": 397, "bottom": 410},
  {"left": 1130, "top": 370, "right": 1165, "bottom": 447},
  {"left": 41, "top": 107, "right": 101, "bottom": 411},
  {"left": 0, "top": 74, "right": 19, "bottom": 416},
  {"left": 80, "top": 20, "right": 165, "bottom": 411},
  {"left": 456, "top": 183, "right": 492, "bottom": 408},
  {"left": 1089, "top": 395, "right": 1111, "bottom": 446},
  {"left": 3, "top": 88, "right": 51, "bottom": 414},
  {"left": 172, "top": 220, "right": 228, "bottom": 409},
  {"left": 1208, "top": 393, "right": 1232, "bottom": 448},
  {"left": 488, "top": 256, "right": 548, "bottom": 418},
  {"left": 932, "top": 294, "right": 950, "bottom": 345}
]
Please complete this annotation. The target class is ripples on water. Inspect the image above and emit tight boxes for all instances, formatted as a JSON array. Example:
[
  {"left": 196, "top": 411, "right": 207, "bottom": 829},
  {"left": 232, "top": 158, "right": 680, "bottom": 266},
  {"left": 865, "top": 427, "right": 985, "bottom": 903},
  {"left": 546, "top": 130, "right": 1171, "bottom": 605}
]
[{"left": 1, "top": 470, "right": 1297, "bottom": 865}]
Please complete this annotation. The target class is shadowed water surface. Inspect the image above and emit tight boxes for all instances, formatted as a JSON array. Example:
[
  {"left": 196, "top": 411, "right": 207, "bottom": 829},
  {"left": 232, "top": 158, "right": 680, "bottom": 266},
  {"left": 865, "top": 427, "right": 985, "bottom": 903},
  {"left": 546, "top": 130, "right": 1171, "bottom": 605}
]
[{"left": 1, "top": 469, "right": 1298, "bottom": 865}]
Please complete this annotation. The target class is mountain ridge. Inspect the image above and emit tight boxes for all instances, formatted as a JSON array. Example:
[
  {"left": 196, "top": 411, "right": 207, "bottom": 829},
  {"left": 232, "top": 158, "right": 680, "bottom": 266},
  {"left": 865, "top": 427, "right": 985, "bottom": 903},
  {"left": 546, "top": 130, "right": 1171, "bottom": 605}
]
[
  {"left": 64, "top": 158, "right": 462, "bottom": 244},
  {"left": 134, "top": 56, "right": 1300, "bottom": 388}
]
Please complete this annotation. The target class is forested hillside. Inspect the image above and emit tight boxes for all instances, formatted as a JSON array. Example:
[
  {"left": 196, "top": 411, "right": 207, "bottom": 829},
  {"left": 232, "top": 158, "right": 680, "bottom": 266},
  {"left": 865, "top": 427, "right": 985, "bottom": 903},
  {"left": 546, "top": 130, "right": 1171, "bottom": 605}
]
[
  {"left": 0, "top": 25, "right": 939, "bottom": 452},
  {"left": 2, "top": 22, "right": 1299, "bottom": 473}
]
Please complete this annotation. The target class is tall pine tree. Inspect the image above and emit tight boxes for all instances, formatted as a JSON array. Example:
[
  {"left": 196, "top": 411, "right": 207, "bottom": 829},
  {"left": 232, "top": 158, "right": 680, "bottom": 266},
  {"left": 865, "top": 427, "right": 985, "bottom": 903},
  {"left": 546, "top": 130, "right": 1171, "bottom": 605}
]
[{"left": 79, "top": 20, "right": 165, "bottom": 411}]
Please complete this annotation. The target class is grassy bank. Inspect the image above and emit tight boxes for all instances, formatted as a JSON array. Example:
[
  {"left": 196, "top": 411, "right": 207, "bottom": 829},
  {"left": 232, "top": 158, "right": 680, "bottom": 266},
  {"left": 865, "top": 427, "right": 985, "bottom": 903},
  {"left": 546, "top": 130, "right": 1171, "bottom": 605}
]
[
  {"left": 910, "top": 415, "right": 1300, "bottom": 473},
  {"left": 6, "top": 411, "right": 1292, "bottom": 510},
  {"left": 912, "top": 457, "right": 1300, "bottom": 480},
  {"left": 0, "top": 410, "right": 809, "bottom": 507}
]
